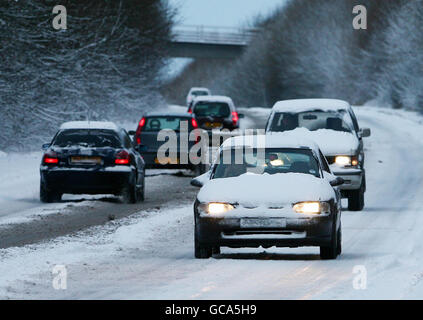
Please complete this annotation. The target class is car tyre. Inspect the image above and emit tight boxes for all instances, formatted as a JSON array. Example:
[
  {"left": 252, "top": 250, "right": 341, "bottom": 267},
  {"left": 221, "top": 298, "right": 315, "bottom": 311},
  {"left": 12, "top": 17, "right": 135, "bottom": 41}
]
[
  {"left": 348, "top": 183, "right": 365, "bottom": 211},
  {"left": 40, "top": 182, "right": 61, "bottom": 203},
  {"left": 212, "top": 246, "right": 221, "bottom": 255},
  {"left": 337, "top": 225, "right": 342, "bottom": 255},
  {"left": 194, "top": 229, "right": 212, "bottom": 259},
  {"left": 137, "top": 172, "right": 145, "bottom": 202},
  {"left": 320, "top": 224, "right": 339, "bottom": 260},
  {"left": 122, "top": 183, "right": 137, "bottom": 204}
]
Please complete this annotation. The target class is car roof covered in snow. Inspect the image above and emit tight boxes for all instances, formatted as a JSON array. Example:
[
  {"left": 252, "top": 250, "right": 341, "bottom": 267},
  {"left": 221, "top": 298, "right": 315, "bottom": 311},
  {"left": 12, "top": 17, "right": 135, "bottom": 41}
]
[
  {"left": 220, "top": 135, "right": 321, "bottom": 153},
  {"left": 189, "top": 87, "right": 210, "bottom": 92},
  {"left": 193, "top": 95, "right": 234, "bottom": 105},
  {"left": 144, "top": 111, "right": 193, "bottom": 118},
  {"left": 272, "top": 99, "right": 351, "bottom": 113},
  {"left": 59, "top": 121, "right": 120, "bottom": 131}
]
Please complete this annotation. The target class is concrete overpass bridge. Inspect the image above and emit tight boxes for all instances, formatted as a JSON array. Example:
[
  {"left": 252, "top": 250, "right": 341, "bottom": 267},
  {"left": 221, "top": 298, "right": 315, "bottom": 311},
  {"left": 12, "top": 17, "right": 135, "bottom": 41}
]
[{"left": 168, "top": 25, "right": 256, "bottom": 59}]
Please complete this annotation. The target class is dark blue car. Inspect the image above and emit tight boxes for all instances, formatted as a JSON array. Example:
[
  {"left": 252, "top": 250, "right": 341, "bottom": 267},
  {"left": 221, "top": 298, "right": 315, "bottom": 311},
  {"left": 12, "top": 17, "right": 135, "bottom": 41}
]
[{"left": 40, "top": 121, "right": 145, "bottom": 204}]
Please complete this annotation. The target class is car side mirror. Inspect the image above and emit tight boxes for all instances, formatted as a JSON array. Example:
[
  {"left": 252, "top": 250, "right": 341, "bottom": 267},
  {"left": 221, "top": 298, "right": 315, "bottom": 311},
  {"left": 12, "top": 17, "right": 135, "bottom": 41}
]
[
  {"left": 128, "top": 130, "right": 136, "bottom": 136},
  {"left": 42, "top": 143, "right": 50, "bottom": 150},
  {"left": 330, "top": 177, "right": 345, "bottom": 187},
  {"left": 190, "top": 171, "right": 211, "bottom": 188},
  {"left": 238, "top": 113, "right": 245, "bottom": 119},
  {"left": 359, "top": 128, "right": 371, "bottom": 138}
]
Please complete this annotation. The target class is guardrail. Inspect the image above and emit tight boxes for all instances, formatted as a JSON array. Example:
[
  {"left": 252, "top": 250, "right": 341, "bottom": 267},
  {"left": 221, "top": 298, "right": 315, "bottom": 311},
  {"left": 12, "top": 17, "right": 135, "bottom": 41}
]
[{"left": 172, "top": 25, "right": 256, "bottom": 45}]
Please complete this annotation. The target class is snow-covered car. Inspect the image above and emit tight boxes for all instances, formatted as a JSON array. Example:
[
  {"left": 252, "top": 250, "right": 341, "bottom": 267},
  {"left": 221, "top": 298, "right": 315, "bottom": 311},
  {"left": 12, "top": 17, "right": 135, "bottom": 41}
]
[
  {"left": 191, "top": 135, "right": 344, "bottom": 260},
  {"left": 188, "top": 95, "right": 243, "bottom": 131},
  {"left": 186, "top": 87, "right": 211, "bottom": 106},
  {"left": 265, "top": 99, "right": 371, "bottom": 211},
  {"left": 40, "top": 121, "right": 146, "bottom": 204},
  {"left": 133, "top": 111, "right": 202, "bottom": 171}
]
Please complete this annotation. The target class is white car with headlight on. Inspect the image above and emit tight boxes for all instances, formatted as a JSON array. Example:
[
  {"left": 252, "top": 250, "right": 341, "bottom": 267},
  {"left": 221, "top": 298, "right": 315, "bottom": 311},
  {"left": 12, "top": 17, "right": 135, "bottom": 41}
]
[
  {"left": 265, "top": 99, "right": 371, "bottom": 211},
  {"left": 191, "top": 135, "right": 344, "bottom": 260}
]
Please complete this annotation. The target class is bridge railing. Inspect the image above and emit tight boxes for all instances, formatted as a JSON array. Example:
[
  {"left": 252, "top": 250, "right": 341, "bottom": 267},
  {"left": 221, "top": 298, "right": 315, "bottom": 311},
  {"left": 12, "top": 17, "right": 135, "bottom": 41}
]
[{"left": 172, "top": 25, "right": 257, "bottom": 45}]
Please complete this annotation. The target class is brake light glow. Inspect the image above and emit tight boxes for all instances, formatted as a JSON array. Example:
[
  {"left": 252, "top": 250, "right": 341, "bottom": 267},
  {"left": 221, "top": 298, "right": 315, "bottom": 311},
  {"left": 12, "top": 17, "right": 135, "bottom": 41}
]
[
  {"left": 232, "top": 111, "right": 239, "bottom": 126},
  {"left": 43, "top": 152, "right": 59, "bottom": 165},
  {"left": 191, "top": 118, "right": 198, "bottom": 129},
  {"left": 115, "top": 150, "right": 130, "bottom": 165},
  {"left": 135, "top": 117, "right": 146, "bottom": 145}
]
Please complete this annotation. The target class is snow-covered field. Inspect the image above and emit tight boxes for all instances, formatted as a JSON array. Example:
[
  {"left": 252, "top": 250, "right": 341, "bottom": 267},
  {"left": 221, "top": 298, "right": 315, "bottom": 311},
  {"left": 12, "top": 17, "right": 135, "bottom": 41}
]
[{"left": 1, "top": 106, "right": 423, "bottom": 299}]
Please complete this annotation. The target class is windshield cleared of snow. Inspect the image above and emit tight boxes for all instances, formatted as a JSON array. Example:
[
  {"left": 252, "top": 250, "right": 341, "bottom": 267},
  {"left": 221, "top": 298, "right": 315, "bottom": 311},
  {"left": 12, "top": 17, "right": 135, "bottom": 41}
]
[{"left": 213, "top": 148, "right": 321, "bottom": 179}]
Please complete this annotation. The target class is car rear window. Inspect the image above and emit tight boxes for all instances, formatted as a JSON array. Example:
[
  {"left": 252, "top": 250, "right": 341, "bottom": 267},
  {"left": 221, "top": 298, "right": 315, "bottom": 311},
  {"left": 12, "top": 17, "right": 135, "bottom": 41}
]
[
  {"left": 143, "top": 116, "right": 192, "bottom": 132},
  {"left": 193, "top": 102, "right": 230, "bottom": 117},
  {"left": 191, "top": 90, "right": 209, "bottom": 97},
  {"left": 53, "top": 129, "right": 122, "bottom": 148}
]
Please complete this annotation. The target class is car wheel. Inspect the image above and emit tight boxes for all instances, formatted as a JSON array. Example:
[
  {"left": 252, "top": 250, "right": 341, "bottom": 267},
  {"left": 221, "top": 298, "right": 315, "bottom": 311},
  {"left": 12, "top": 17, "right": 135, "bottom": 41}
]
[
  {"left": 212, "top": 246, "right": 221, "bottom": 255},
  {"left": 122, "top": 182, "right": 137, "bottom": 204},
  {"left": 194, "top": 229, "right": 212, "bottom": 259},
  {"left": 348, "top": 183, "right": 365, "bottom": 211},
  {"left": 337, "top": 225, "right": 342, "bottom": 255},
  {"left": 40, "top": 182, "right": 61, "bottom": 203},
  {"left": 320, "top": 224, "right": 338, "bottom": 260},
  {"left": 137, "top": 172, "right": 145, "bottom": 202}
]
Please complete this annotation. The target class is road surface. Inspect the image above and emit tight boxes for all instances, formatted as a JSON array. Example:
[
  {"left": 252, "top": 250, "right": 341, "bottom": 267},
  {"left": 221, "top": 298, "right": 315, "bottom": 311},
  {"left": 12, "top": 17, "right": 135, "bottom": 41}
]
[{"left": 1, "top": 106, "right": 423, "bottom": 299}]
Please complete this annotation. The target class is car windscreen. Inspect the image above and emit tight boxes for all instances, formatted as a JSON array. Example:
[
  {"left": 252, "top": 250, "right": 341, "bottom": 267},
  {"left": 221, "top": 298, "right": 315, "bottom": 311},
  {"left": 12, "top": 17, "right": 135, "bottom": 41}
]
[
  {"left": 143, "top": 116, "right": 192, "bottom": 132},
  {"left": 53, "top": 129, "right": 122, "bottom": 148},
  {"left": 193, "top": 102, "right": 230, "bottom": 118},
  {"left": 270, "top": 110, "right": 353, "bottom": 133},
  {"left": 212, "top": 148, "right": 321, "bottom": 179},
  {"left": 191, "top": 90, "right": 209, "bottom": 97}
]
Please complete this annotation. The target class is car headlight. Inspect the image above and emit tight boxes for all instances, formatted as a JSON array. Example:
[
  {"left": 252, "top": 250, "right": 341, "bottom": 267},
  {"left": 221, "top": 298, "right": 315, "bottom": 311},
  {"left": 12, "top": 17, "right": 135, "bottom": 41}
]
[
  {"left": 293, "top": 202, "right": 330, "bottom": 214},
  {"left": 198, "top": 202, "right": 235, "bottom": 215},
  {"left": 335, "top": 156, "right": 359, "bottom": 167}
]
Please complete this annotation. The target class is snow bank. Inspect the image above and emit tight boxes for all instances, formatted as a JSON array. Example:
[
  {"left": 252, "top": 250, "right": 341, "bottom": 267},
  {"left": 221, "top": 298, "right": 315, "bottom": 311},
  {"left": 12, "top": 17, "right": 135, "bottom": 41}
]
[
  {"left": 270, "top": 128, "right": 359, "bottom": 156},
  {"left": 197, "top": 173, "right": 335, "bottom": 207},
  {"left": 0, "top": 151, "right": 6, "bottom": 158}
]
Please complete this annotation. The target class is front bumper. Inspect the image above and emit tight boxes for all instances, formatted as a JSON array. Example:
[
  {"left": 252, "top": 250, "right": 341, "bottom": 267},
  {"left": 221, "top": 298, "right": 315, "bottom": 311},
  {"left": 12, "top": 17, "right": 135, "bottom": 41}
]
[
  {"left": 196, "top": 214, "right": 334, "bottom": 248},
  {"left": 40, "top": 166, "right": 135, "bottom": 194}
]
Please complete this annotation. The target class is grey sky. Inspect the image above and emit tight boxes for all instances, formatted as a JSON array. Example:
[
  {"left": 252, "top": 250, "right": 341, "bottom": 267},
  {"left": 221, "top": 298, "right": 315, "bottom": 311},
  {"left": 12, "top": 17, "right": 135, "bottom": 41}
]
[{"left": 169, "top": 0, "right": 287, "bottom": 28}]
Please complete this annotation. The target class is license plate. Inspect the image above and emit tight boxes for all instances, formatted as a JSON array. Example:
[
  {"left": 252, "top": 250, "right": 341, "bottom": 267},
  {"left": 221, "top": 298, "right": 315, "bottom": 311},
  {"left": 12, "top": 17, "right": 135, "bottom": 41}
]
[
  {"left": 70, "top": 156, "right": 102, "bottom": 165},
  {"left": 155, "top": 157, "right": 179, "bottom": 164},
  {"left": 205, "top": 122, "right": 222, "bottom": 129},
  {"left": 240, "top": 218, "right": 287, "bottom": 228}
]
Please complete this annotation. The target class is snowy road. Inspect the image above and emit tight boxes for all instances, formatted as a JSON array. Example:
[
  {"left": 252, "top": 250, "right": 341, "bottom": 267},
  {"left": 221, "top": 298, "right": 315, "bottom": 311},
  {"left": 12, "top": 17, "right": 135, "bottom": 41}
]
[{"left": 1, "top": 106, "right": 423, "bottom": 299}]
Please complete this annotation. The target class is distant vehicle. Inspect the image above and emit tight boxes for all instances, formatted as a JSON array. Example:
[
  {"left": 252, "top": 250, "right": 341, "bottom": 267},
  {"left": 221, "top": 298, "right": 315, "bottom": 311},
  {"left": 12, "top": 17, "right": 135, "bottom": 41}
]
[
  {"left": 191, "top": 135, "right": 343, "bottom": 260},
  {"left": 265, "top": 99, "right": 371, "bottom": 211},
  {"left": 134, "top": 112, "right": 203, "bottom": 172},
  {"left": 40, "top": 121, "right": 145, "bottom": 204},
  {"left": 186, "top": 87, "right": 211, "bottom": 106},
  {"left": 188, "top": 95, "right": 243, "bottom": 131}
]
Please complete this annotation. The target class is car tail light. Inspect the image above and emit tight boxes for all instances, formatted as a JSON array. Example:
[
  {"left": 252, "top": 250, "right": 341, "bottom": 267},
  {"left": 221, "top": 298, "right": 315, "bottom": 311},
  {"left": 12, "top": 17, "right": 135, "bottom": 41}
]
[
  {"left": 191, "top": 118, "right": 198, "bottom": 129},
  {"left": 115, "top": 150, "right": 130, "bottom": 165},
  {"left": 188, "top": 108, "right": 193, "bottom": 114},
  {"left": 43, "top": 151, "right": 59, "bottom": 165},
  {"left": 232, "top": 111, "right": 239, "bottom": 126},
  {"left": 135, "top": 117, "right": 146, "bottom": 145}
]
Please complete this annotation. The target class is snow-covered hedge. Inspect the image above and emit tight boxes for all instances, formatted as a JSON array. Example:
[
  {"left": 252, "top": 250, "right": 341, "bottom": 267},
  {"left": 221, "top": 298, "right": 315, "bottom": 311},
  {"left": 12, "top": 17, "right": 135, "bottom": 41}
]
[
  {"left": 0, "top": 0, "right": 174, "bottom": 151},
  {"left": 168, "top": 0, "right": 422, "bottom": 112}
]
